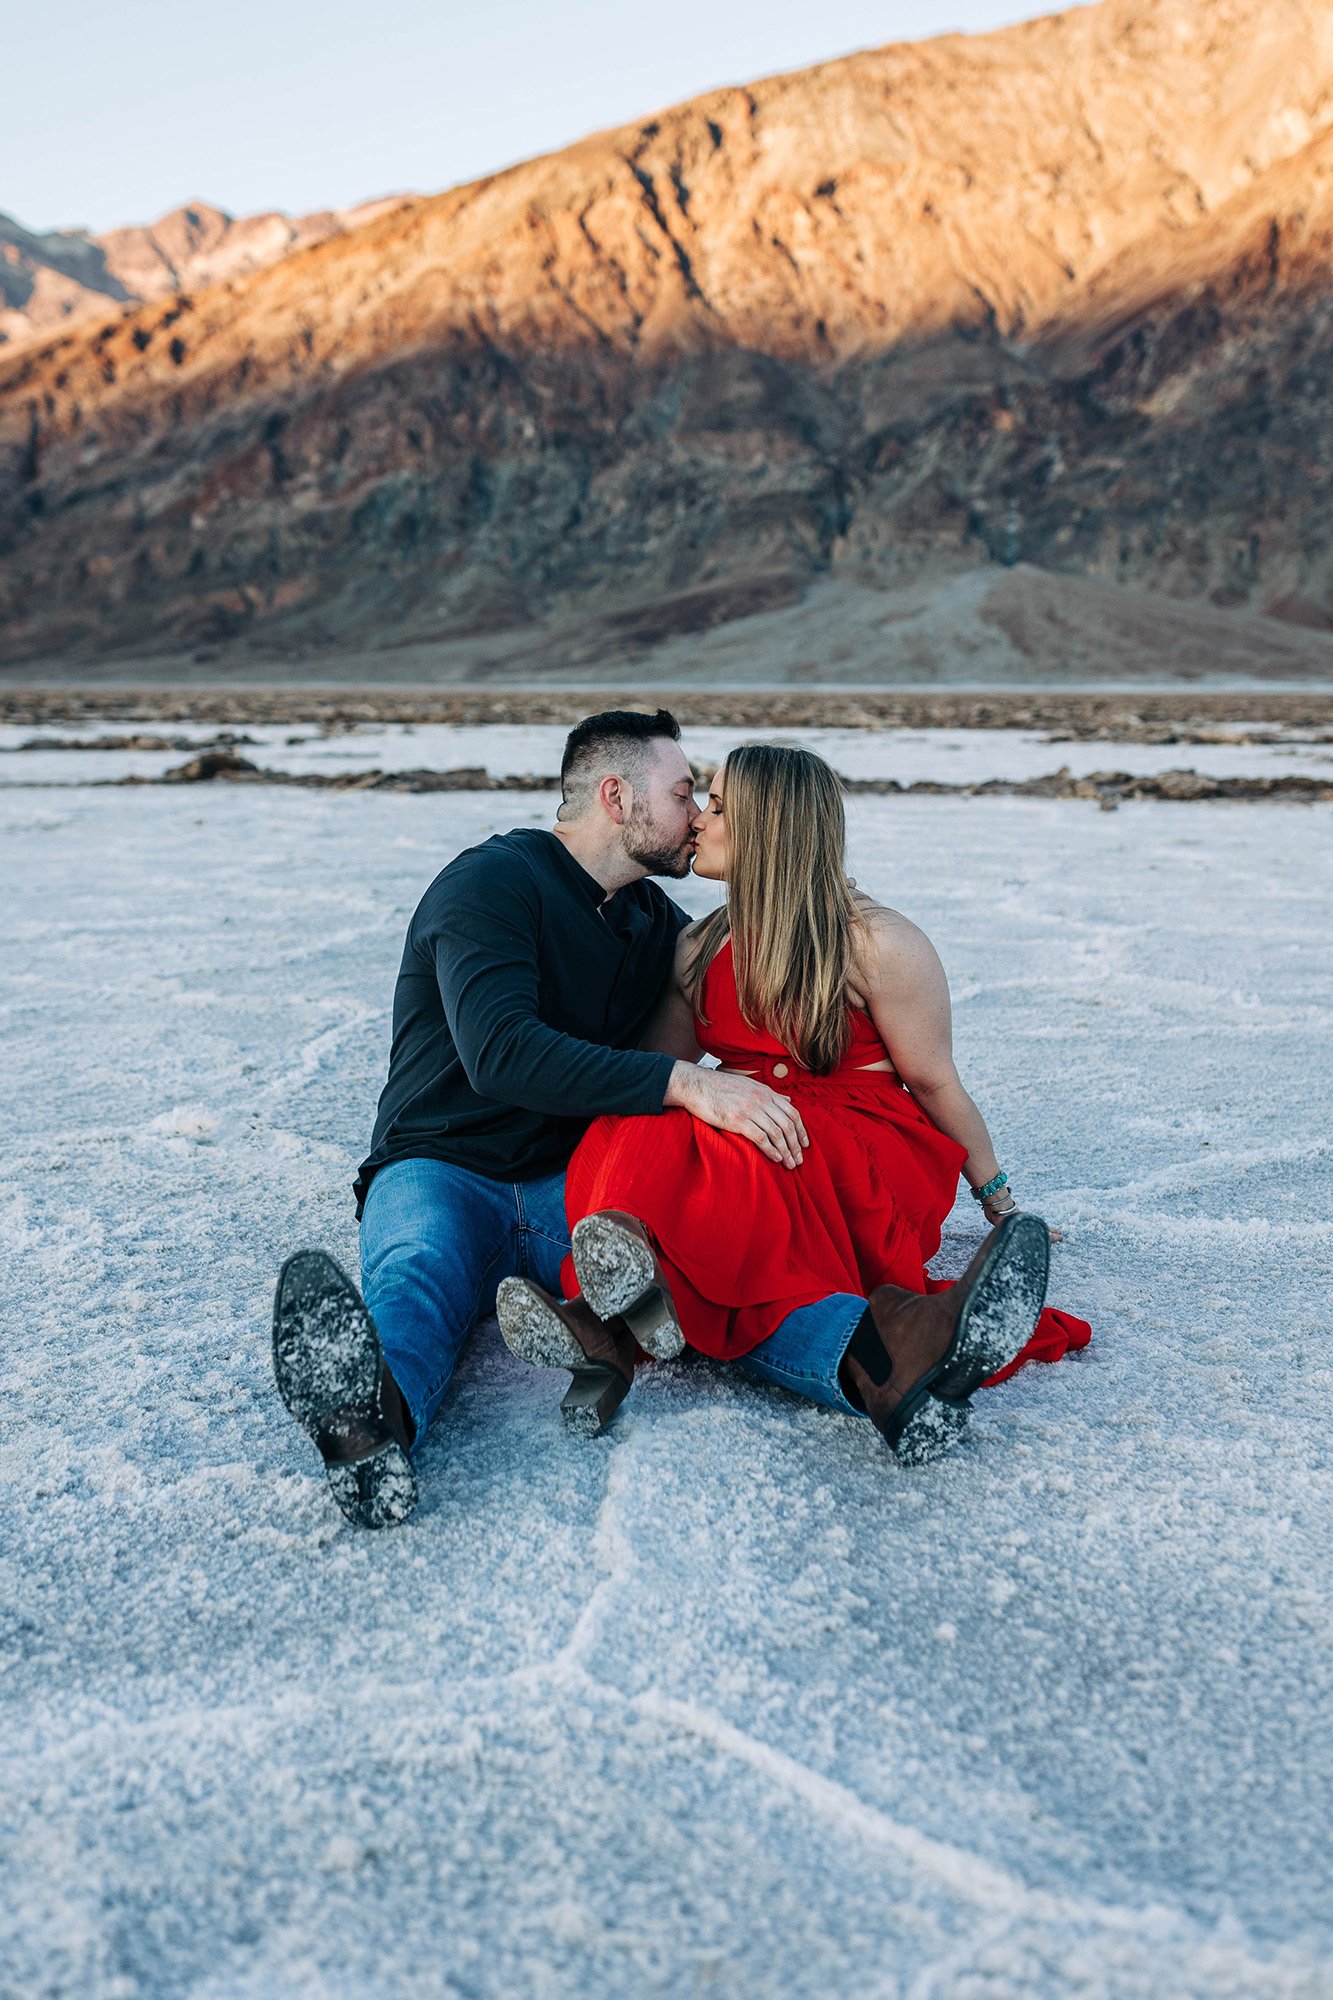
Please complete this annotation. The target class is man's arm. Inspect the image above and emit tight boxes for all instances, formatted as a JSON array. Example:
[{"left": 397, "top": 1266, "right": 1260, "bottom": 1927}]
[
  {"left": 435, "top": 866, "right": 809, "bottom": 1166},
  {"left": 434, "top": 873, "right": 675, "bottom": 1120}
]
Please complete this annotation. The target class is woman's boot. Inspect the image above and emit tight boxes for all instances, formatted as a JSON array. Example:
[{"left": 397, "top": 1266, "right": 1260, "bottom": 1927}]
[
  {"left": 570, "top": 1210, "right": 686, "bottom": 1360},
  {"left": 497, "top": 1278, "right": 639, "bottom": 1435},
  {"left": 841, "top": 1213, "right": 1050, "bottom": 1465}
]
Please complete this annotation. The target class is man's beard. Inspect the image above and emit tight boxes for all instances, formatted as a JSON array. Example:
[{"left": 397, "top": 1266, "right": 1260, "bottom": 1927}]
[{"left": 625, "top": 815, "right": 694, "bottom": 878}]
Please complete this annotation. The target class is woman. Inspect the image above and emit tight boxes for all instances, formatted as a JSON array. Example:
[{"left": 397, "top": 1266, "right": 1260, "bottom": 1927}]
[{"left": 499, "top": 744, "right": 1090, "bottom": 1460}]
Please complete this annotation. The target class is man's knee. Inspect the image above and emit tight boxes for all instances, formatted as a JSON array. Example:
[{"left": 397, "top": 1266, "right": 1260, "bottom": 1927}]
[
  {"left": 364, "top": 1234, "right": 450, "bottom": 1297},
  {"left": 362, "top": 1210, "right": 515, "bottom": 1317}
]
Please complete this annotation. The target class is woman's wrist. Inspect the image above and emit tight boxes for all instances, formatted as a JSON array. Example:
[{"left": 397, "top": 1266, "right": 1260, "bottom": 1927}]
[{"left": 969, "top": 1168, "right": 1018, "bottom": 1223}]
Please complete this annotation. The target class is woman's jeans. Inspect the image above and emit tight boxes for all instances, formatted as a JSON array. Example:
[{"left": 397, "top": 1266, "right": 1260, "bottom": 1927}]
[
  {"left": 738, "top": 1296, "right": 868, "bottom": 1419},
  {"left": 359, "top": 1156, "right": 868, "bottom": 1444}
]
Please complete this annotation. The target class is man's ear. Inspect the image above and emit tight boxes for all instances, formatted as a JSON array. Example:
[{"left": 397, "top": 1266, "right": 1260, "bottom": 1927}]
[{"left": 599, "top": 773, "right": 631, "bottom": 824}]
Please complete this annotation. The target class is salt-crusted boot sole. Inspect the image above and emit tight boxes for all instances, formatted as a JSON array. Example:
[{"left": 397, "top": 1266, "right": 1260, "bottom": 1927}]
[
  {"left": 324, "top": 1443, "right": 419, "bottom": 1529},
  {"left": 570, "top": 1213, "right": 685, "bottom": 1361},
  {"left": 271, "top": 1249, "right": 417, "bottom": 1529},
  {"left": 496, "top": 1276, "right": 587, "bottom": 1370},
  {"left": 496, "top": 1277, "right": 631, "bottom": 1437},
  {"left": 877, "top": 1217, "right": 1049, "bottom": 1467},
  {"left": 932, "top": 1213, "right": 1051, "bottom": 1400}
]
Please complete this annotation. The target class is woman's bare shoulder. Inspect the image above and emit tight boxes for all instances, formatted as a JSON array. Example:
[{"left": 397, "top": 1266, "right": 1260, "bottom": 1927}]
[
  {"left": 851, "top": 896, "right": 942, "bottom": 987},
  {"left": 853, "top": 894, "right": 931, "bottom": 954}
]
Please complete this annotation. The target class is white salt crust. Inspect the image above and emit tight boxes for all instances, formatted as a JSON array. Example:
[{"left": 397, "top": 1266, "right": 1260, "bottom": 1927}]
[{"left": 1, "top": 776, "right": 1330, "bottom": 1998}]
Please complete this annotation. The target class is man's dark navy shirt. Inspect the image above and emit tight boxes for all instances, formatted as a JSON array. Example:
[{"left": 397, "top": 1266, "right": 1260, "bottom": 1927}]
[{"left": 354, "top": 828, "right": 690, "bottom": 1210}]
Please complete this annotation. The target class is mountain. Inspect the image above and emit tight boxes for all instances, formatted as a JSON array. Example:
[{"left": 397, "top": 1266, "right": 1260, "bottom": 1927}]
[
  {"left": 3, "top": 0, "right": 1333, "bottom": 679},
  {"left": 0, "top": 199, "right": 407, "bottom": 348}
]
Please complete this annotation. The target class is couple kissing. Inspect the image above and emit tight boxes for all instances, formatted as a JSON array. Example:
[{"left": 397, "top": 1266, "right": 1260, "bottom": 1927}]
[{"left": 272, "top": 707, "right": 1090, "bottom": 1527}]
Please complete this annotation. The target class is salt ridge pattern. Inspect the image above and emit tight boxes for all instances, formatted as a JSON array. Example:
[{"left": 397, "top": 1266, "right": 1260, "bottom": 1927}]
[{"left": 1, "top": 779, "right": 1329, "bottom": 1997}]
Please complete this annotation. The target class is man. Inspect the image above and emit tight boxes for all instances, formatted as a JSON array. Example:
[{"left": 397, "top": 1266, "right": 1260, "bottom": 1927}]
[{"left": 271, "top": 708, "right": 808, "bottom": 1528}]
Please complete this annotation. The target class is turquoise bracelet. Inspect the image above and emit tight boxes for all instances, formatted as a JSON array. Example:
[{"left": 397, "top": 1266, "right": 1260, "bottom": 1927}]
[{"left": 972, "top": 1171, "right": 1008, "bottom": 1203}]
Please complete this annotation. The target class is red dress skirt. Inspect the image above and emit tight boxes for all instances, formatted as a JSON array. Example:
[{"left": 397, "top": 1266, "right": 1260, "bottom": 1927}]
[{"left": 563, "top": 939, "right": 1090, "bottom": 1383}]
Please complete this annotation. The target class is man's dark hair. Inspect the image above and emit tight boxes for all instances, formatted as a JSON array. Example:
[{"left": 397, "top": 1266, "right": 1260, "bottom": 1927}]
[{"left": 557, "top": 708, "right": 682, "bottom": 820}]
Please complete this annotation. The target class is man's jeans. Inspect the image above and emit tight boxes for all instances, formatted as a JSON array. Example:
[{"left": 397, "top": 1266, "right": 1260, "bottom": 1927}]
[
  {"left": 359, "top": 1156, "right": 869, "bottom": 1443},
  {"left": 360, "top": 1156, "right": 570, "bottom": 1440}
]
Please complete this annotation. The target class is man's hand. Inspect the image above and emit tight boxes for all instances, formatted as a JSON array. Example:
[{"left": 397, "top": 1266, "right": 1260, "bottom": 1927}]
[{"left": 665, "top": 1063, "right": 809, "bottom": 1169}]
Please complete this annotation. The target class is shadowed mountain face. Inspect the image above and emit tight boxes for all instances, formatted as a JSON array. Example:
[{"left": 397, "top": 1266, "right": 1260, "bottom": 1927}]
[{"left": 3, "top": 0, "right": 1333, "bottom": 677}]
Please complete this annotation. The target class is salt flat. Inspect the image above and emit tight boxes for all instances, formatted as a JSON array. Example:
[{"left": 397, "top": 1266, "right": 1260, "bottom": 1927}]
[
  {"left": 2, "top": 776, "right": 1330, "bottom": 2000},
  {"left": 4, "top": 719, "right": 1333, "bottom": 789}
]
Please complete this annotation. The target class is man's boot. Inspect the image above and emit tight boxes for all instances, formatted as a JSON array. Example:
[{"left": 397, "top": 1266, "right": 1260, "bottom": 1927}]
[
  {"left": 841, "top": 1212, "right": 1050, "bottom": 1466},
  {"left": 569, "top": 1211, "right": 685, "bottom": 1360},
  {"left": 497, "top": 1279, "right": 639, "bottom": 1436},
  {"left": 271, "top": 1250, "right": 417, "bottom": 1528}
]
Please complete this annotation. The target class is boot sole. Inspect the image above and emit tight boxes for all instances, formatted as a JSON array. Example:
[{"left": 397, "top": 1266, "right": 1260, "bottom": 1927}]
[
  {"left": 271, "top": 1249, "right": 418, "bottom": 1529},
  {"left": 570, "top": 1214, "right": 685, "bottom": 1361},
  {"left": 496, "top": 1277, "right": 631, "bottom": 1437},
  {"left": 880, "top": 1216, "right": 1049, "bottom": 1466},
  {"left": 325, "top": 1442, "right": 419, "bottom": 1529},
  {"left": 933, "top": 1213, "right": 1051, "bottom": 1400},
  {"left": 496, "top": 1276, "right": 587, "bottom": 1370}
]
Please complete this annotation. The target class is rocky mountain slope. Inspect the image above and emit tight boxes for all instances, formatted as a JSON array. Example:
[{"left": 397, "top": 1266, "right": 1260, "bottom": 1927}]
[
  {"left": 3, "top": 0, "right": 1333, "bottom": 678},
  {"left": 0, "top": 199, "right": 406, "bottom": 348}
]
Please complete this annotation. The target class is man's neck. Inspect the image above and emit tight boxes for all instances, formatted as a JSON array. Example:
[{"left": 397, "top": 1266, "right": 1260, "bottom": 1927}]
[{"left": 551, "top": 823, "right": 642, "bottom": 900}]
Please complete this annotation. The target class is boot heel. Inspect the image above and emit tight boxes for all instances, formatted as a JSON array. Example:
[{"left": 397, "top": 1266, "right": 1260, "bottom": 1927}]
[
  {"left": 621, "top": 1287, "right": 685, "bottom": 1362},
  {"left": 324, "top": 1438, "right": 418, "bottom": 1528},
  {"left": 888, "top": 1390, "right": 972, "bottom": 1467},
  {"left": 560, "top": 1365, "right": 631, "bottom": 1437}
]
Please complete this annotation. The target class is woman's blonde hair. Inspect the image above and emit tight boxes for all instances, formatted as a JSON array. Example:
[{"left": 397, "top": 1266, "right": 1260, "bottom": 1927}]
[{"left": 686, "top": 743, "right": 863, "bottom": 1074}]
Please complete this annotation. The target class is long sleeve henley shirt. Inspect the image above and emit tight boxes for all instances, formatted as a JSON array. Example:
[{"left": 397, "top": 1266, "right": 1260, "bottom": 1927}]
[{"left": 354, "top": 827, "right": 689, "bottom": 1210}]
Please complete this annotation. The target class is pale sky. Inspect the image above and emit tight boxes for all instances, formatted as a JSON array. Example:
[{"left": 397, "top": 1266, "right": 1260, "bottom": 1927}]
[{"left": 4, "top": 0, "right": 1095, "bottom": 237}]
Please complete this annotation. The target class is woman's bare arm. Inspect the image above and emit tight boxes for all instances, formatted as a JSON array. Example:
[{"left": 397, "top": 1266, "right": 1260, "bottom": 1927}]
[
  {"left": 637, "top": 925, "right": 705, "bottom": 1062},
  {"left": 854, "top": 908, "right": 1014, "bottom": 1218}
]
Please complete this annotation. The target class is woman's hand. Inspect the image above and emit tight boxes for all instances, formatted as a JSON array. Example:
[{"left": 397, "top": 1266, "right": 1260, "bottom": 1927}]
[{"left": 981, "top": 1187, "right": 1063, "bottom": 1240}]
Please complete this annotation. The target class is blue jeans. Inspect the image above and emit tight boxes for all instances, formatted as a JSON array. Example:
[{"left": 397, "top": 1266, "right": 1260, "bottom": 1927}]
[
  {"left": 359, "top": 1156, "right": 570, "bottom": 1440},
  {"left": 360, "top": 1155, "right": 869, "bottom": 1442},
  {"left": 739, "top": 1295, "right": 869, "bottom": 1419}
]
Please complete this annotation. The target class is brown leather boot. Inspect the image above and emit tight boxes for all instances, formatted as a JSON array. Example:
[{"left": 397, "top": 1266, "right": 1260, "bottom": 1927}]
[
  {"left": 497, "top": 1277, "right": 639, "bottom": 1435},
  {"left": 570, "top": 1210, "right": 685, "bottom": 1360},
  {"left": 841, "top": 1212, "right": 1050, "bottom": 1466}
]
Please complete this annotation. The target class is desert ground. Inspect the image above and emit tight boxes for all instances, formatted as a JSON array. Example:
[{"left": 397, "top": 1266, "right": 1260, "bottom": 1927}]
[{"left": 2, "top": 721, "right": 1330, "bottom": 1999}]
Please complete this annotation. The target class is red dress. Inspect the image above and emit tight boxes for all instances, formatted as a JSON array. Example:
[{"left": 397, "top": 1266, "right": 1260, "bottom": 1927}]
[{"left": 563, "top": 938, "right": 1091, "bottom": 1383}]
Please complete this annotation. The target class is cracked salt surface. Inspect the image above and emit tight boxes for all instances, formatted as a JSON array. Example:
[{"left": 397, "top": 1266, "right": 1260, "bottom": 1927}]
[{"left": 2, "top": 777, "right": 1331, "bottom": 1998}]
